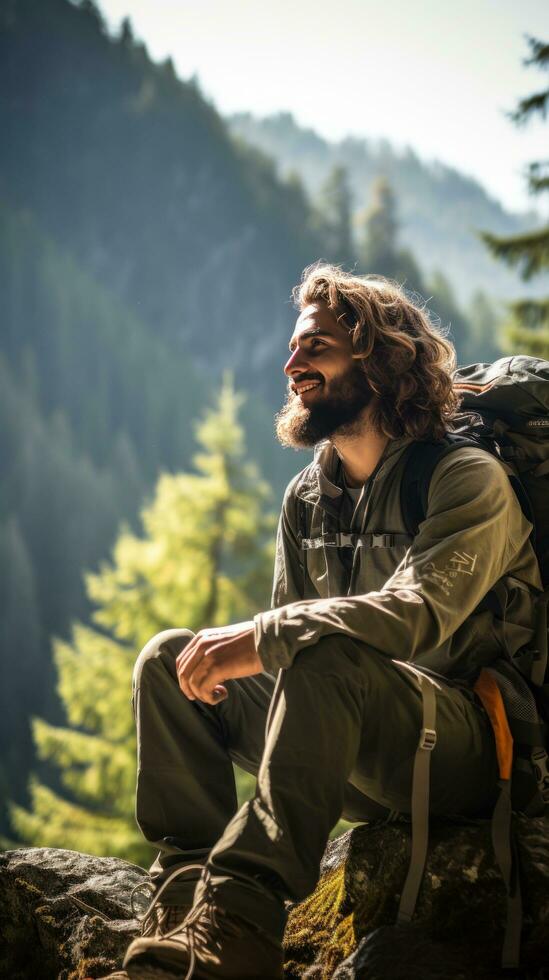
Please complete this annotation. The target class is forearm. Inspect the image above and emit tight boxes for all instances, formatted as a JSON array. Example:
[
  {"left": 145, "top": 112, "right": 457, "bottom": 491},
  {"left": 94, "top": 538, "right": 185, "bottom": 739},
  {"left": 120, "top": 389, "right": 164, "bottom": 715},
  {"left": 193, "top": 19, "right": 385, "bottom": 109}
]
[{"left": 255, "top": 587, "right": 452, "bottom": 673}]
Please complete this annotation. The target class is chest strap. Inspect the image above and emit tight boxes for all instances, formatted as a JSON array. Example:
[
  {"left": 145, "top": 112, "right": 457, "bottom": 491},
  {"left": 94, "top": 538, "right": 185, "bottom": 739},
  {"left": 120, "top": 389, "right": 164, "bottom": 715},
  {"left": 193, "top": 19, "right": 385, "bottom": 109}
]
[{"left": 301, "top": 531, "right": 413, "bottom": 550}]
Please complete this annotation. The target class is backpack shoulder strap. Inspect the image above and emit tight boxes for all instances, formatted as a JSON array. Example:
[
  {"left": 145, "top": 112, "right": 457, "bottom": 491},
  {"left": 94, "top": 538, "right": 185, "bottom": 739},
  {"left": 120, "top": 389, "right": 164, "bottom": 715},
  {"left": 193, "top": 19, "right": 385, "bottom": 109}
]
[
  {"left": 400, "top": 441, "right": 446, "bottom": 536},
  {"left": 400, "top": 434, "right": 487, "bottom": 535}
]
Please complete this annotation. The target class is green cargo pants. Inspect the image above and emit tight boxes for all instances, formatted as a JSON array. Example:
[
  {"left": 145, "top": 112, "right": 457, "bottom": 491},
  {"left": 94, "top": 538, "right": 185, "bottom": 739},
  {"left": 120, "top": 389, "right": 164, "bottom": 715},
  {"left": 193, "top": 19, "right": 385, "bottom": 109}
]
[{"left": 133, "top": 628, "right": 499, "bottom": 938}]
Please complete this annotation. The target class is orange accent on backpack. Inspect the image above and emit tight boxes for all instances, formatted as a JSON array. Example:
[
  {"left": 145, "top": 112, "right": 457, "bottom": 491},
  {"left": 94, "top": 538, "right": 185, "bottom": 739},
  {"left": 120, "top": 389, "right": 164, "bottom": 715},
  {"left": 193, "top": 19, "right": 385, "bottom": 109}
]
[
  {"left": 474, "top": 669, "right": 514, "bottom": 780},
  {"left": 454, "top": 381, "right": 498, "bottom": 394}
]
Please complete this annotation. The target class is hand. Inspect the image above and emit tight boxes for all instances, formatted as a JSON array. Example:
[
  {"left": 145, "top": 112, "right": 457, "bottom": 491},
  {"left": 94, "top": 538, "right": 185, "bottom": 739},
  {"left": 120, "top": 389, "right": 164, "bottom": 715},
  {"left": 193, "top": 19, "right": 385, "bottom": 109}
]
[{"left": 176, "top": 621, "right": 263, "bottom": 705}]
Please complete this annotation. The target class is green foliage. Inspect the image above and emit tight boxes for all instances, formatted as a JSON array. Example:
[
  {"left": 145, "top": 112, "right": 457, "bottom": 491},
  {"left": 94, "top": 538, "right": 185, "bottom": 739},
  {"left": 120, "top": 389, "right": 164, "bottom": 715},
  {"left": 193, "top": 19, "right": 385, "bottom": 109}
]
[
  {"left": 509, "top": 37, "right": 549, "bottom": 125},
  {"left": 9, "top": 623, "right": 143, "bottom": 861},
  {"left": 0, "top": 516, "right": 41, "bottom": 809},
  {"left": 482, "top": 226, "right": 549, "bottom": 281},
  {"left": 0, "top": 194, "right": 195, "bottom": 818},
  {"left": 426, "top": 270, "right": 473, "bottom": 363},
  {"left": 11, "top": 380, "right": 276, "bottom": 862},
  {"left": 315, "top": 165, "right": 355, "bottom": 267},
  {"left": 503, "top": 299, "right": 549, "bottom": 359},
  {"left": 467, "top": 291, "right": 504, "bottom": 363},
  {"left": 356, "top": 178, "right": 483, "bottom": 362},
  {"left": 0, "top": 0, "right": 316, "bottom": 826},
  {"left": 0, "top": 347, "right": 130, "bottom": 819},
  {"left": 359, "top": 177, "right": 396, "bottom": 272},
  {"left": 0, "top": 202, "right": 203, "bottom": 478},
  {"left": 89, "top": 380, "right": 275, "bottom": 647},
  {"left": 481, "top": 36, "right": 549, "bottom": 357},
  {"left": 358, "top": 176, "right": 424, "bottom": 292}
]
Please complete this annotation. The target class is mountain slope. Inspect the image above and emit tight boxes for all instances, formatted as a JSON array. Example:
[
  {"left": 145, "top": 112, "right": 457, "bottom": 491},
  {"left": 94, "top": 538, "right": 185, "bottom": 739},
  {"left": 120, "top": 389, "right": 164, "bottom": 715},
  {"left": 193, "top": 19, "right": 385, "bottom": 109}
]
[
  {"left": 228, "top": 111, "right": 546, "bottom": 303},
  {"left": 0, "top": 0, "right": 321, "bottom": 405}
]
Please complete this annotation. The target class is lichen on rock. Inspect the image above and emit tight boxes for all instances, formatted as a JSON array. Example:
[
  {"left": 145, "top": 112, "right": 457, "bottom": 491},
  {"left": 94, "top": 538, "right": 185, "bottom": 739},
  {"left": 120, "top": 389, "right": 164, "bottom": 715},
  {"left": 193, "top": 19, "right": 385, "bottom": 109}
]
[{"left": 284, "top": 816, "right": 549, "bottom": 979}]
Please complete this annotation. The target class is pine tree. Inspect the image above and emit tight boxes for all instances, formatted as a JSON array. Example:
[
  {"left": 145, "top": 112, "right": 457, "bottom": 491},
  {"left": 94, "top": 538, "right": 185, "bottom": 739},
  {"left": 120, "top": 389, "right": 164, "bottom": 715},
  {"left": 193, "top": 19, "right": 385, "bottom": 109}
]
[
  {"left": 0, "top": 516, "right": 42, "bottom": 811},
  {"left": 357, "top": 178, "right": 478, "bottom": 361},
  {"left": 316, "top": 165, "right": 355, "bottom": 267},
  {"left": 467, "top": 290, "right": 504, "bottom": 362},
  {"left": 359, "top": 176, "right": 398, "bottom": 274},
  {"left": 358, "top": 176, "right": 425, "bottom": 292},
  {"left": 481, "top": 37, "right": 549, "bottom": 358},
  {"left": 11, "top": 378, "right": 276, "bottom": 863},
  {"left": 426, "top": 270, "right": 473, "bottom": 364}
]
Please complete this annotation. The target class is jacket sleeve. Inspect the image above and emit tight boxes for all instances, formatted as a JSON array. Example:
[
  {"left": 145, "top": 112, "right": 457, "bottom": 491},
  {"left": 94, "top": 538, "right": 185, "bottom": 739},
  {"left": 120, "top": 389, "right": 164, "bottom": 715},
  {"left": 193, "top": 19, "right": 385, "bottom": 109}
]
[{"left": 254, "top": 447, "right": 536, "bottom": 674}]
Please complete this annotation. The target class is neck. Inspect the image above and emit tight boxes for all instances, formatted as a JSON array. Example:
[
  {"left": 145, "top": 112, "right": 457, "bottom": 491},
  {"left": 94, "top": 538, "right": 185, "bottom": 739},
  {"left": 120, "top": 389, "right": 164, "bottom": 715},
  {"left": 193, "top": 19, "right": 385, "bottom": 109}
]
[{"left": 331, "top": 407, "right": 389, "bottom": 487}]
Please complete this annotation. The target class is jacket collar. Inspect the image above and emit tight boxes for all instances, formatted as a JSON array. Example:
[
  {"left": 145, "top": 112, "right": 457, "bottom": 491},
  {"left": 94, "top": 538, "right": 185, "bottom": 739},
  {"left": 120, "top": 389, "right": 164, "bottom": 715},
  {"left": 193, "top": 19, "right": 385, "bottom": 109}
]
[{"left": 294, "top": 436, "right": 415, "bottom": 514}]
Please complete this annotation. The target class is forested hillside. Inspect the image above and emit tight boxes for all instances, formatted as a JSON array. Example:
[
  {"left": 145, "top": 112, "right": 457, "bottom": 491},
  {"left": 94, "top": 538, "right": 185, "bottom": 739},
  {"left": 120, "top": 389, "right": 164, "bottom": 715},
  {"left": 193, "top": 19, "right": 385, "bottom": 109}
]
[
  {"left": 0, "top": 200, "right": 208, "bottom": 808},
  {"left": 0, "top": 0, "right": 321, "bottom": 402},
  {"left": 229, "top": 111, "right": 544, "bottom": 303},
  {"left": 0, "top": 0, "right": 510, "bottom": 831},
  {"left": 0, "top": 0, "right": 321, "bottom": 823}
]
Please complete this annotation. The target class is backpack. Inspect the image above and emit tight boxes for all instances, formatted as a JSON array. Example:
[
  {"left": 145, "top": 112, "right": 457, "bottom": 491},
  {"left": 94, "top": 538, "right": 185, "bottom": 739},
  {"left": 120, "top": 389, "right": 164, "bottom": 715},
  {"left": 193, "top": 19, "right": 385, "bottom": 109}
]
[
  {"left": 398, "top": 356, "right": 549, "bottom": 968},
  {"left": 297, "top": 357, "right": 549, "bottom": 964},
  {"left": 400, "top": 355, "right": 549, "bottom": 806}
]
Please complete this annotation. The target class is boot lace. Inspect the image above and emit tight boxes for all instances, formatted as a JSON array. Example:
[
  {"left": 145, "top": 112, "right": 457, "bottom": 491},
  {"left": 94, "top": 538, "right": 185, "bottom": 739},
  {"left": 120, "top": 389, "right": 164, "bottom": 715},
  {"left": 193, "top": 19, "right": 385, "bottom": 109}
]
[
  {"left": 130, "top": 864, "right": 201, "bottom": 942},
  {"left": 158, "top": 866, "right": 243, "bottom": 980}
]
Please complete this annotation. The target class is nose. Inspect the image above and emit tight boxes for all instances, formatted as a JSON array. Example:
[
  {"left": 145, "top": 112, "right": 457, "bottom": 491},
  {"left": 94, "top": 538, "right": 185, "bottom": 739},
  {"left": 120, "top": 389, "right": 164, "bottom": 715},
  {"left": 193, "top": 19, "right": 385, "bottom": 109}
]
[{"left": 284, "top": 345, "right": 308, "bottom": 377}]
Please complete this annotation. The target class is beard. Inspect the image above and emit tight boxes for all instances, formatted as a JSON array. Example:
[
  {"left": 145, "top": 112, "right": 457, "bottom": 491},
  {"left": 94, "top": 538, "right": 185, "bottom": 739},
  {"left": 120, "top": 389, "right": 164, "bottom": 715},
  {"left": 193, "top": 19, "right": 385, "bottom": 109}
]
[{"left": 275, "top": 363, "right": 375, "bottom": 449}]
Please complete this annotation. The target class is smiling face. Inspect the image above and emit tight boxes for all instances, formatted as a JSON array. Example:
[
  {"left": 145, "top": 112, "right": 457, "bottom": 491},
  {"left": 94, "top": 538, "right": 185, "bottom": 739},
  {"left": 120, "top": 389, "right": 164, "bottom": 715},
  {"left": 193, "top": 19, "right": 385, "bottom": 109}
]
[{"left": 275, "top": 302, "right": 375, "bottom": 448}]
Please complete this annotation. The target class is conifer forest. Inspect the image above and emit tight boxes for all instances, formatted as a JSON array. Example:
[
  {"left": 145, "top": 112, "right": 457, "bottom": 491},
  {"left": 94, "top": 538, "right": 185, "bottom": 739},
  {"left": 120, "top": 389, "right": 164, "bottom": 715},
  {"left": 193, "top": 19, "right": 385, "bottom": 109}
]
[{"left": 1, "top": 0, "right": 548, "bottom": 854}]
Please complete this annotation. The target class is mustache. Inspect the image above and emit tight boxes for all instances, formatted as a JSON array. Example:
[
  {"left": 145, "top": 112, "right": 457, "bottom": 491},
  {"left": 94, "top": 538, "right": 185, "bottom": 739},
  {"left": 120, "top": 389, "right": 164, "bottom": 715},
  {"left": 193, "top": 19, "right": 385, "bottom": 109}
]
[{"left": 288, "top": 372, "right": 323, "bottom": 391}]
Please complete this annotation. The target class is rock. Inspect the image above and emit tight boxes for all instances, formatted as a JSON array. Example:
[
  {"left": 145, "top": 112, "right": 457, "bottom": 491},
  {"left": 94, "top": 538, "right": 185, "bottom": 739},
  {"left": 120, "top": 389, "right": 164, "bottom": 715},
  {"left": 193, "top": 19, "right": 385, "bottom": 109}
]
[
  {"left": 2, "top": 818, "right": 549, "bottom": 979},
  {"left": 0, "top": 847, "right": 148, "bottom": 979},
  {"left": 284, "top": 816, "right": 549, "bottom": 979}
]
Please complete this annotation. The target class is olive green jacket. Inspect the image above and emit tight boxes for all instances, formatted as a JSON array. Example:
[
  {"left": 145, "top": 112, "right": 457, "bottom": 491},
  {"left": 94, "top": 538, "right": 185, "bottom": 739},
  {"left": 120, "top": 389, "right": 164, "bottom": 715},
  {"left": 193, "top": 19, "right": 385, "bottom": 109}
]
[{"left": 254, "top": 438, "right": 542, "bottom": 679}]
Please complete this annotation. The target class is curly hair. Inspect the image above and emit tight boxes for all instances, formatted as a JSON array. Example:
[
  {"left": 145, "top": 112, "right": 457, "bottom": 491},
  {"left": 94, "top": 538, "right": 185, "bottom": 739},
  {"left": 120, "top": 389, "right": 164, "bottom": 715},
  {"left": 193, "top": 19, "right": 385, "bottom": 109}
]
[{"left": 293, "top": 262, "right": 460, "bottom": 440}]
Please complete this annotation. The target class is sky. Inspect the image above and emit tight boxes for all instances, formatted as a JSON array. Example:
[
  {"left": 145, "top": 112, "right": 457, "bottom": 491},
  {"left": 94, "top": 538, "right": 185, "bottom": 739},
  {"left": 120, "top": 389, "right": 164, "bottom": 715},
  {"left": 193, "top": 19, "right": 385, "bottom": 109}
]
[{"left": 97, "top": 0, "right": 549, "bottom": 214}]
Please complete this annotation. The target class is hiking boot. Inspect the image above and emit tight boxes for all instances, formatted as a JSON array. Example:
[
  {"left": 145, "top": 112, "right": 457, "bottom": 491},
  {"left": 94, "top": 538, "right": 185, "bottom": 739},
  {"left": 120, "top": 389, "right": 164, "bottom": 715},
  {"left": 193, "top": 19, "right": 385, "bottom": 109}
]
[
  {"left": 140, "top": 902, "right": 191, "bottom": 938},
  {"left": 93, "top": 909, "right": 191, "bottom": 978},
  {"left": 123, "top": 869, "right": 284, "bottom": 979}
]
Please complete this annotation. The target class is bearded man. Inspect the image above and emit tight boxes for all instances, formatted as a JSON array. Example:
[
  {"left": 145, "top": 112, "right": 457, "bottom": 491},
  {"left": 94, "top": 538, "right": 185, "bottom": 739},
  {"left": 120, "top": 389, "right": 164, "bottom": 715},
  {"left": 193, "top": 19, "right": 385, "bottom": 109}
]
[{"left": 111, "top": 265, "right": 540, "bottom": 979}]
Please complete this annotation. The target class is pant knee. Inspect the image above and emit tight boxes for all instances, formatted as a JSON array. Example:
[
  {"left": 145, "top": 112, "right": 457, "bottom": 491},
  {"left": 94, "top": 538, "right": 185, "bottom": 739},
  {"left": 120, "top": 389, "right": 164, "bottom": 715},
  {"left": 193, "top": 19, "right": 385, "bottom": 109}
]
[
  {"left": 132, "top": 628, "right": 194, "bottom": 690},
  {"left": 292, "top": 634, "right": 400, "bottom": 693},
  {"left": 292, "top": 634, "right": 367, "bottom": 676}
]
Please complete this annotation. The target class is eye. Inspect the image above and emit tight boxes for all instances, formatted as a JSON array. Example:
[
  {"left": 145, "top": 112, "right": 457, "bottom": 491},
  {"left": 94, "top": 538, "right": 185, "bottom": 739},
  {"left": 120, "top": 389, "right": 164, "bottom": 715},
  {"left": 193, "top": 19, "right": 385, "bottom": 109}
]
[{"left": 309, "top": 338, "right": 326, "bottom": 349}]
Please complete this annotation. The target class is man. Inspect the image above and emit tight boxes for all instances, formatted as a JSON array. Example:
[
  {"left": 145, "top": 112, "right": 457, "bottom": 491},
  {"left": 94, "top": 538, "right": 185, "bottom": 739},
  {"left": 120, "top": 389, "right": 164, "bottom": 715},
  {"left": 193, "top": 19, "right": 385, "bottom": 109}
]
[{"left": 111, "top": 265, "right": 540, "bottom": 979}]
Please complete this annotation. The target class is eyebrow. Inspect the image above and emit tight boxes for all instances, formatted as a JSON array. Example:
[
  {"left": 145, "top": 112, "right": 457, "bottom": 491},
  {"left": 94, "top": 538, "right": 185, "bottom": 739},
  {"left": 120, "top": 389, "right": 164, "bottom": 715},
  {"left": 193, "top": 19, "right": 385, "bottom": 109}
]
[{"left": 288, "top": 327, "right": 333, "bottom": 352}]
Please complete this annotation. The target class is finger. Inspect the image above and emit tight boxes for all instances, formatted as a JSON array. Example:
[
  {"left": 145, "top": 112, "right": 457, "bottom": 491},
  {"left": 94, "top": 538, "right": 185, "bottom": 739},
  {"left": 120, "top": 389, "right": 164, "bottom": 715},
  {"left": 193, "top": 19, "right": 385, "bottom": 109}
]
[
  {"left": 178, "top": 644, "right": 206, "bottom": 700},
  {"left": 188, "top": 650, "right": 227, "bottom": 704},
  {"left": 178, "top": 634, "right": 226, "bottom": 700},
  {"left": 199, "top": 684, "right": 228, "bottom": 705},
  {"left": 176, "top": 635, "right": 199, "bottom": 676},
  {"left": 187, "top": 654, "right": 217, "bottom": 701}
]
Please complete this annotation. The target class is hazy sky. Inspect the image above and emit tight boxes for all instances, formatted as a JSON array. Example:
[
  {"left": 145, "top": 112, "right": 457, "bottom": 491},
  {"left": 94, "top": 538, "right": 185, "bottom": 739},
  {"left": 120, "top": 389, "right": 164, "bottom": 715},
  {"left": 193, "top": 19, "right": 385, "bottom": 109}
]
[{"left": 98, "top": 0, "right": 549, "bottom": 214}]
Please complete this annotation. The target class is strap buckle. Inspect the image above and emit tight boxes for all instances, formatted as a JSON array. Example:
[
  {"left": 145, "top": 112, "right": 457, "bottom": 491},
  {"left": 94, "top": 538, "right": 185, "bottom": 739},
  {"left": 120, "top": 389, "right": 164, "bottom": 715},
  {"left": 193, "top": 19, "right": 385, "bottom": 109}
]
[
  {"left": 371, "top": 532, "right": 394, "bottom": 548},
  {"left": 323, "top": 532, "right": 355, "bottom": 548},
  {"left": 336, "top": 532, "right": 355, "bottom": 547},
  {"left": 419, "top": 727, "right": 437, "bottom": 751}
]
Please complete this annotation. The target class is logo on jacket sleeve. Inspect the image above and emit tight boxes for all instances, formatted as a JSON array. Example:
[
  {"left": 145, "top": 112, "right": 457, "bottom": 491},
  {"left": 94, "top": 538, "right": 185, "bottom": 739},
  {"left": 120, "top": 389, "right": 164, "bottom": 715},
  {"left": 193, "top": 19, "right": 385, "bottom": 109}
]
[{"left": 448, "top": 551, "right": 478, "bottom": 575}]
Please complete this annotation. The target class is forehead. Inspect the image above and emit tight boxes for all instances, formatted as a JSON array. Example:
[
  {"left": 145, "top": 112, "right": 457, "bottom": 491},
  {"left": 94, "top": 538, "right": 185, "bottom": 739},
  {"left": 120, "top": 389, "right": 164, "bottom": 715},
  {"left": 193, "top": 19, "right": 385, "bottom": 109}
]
[{"left": 289, "top": 303, "right": 350, "bottom": 350}]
